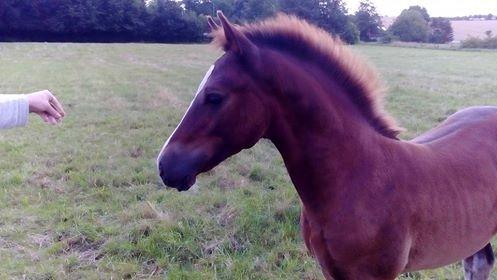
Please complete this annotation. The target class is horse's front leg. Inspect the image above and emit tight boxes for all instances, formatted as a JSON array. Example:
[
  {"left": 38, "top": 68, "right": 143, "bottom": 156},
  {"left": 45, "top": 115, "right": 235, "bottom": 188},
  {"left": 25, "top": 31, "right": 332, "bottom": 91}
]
[
  {"left": 300, "top": 210, "right": 335, "bottom": 279},
  {"left": 300, "top": 209, "right": 313, "bottom": 256},
  {"left": 300, "top": 210, "right": 401, "bottom": 280},
  {"left": 463, "top": 243, "right": 495, "bottom": 280}
]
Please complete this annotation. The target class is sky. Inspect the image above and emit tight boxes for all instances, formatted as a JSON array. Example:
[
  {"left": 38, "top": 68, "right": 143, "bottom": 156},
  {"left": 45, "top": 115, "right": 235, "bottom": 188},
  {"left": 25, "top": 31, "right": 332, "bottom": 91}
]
[{"left": 344, "top": 0, "right": 497, "bottom": 17}]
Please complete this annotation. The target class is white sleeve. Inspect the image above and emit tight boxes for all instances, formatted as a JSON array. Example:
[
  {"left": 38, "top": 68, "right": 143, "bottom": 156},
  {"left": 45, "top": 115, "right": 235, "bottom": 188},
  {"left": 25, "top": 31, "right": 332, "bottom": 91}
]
[{"left": 0, "top": 94, "right": 29, "bottom": 129}]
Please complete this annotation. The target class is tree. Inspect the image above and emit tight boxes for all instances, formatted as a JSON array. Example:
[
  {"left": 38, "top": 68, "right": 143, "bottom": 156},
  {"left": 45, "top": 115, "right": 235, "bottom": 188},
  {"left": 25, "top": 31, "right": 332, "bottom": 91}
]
[
  {"left": 389, "top": 9, "right": 430, "bottom": 42},
  {"left": 0, "top": 0, "right": 59, "bottom": 35},
  {"left": 319, "top": 0, "right": 359, "bottom": 44},
  {"left": 210, "top": 0, "right": 237, "bottom": 18},
  {"left": 0, "top": 0, "right": 360, "bottom": 43},
  {"left": 183, "top": 0, "right": 216, "bottom": 17},
  {"left": 0, "top": 0, "right": 150, "bottom": 42},
  {"left": 278, "top": 0, "right": 321, "bottom": 22},
  {"left": 231, "top": 0, "right": 277, "bottom": 22},
  {"left": 388, "top": 6, "right": 455, "bottom": 44},
  {"left": 94, "top": 0, "right": 148, "bottom": 37},
  {"left": 407, "top": 5, "right": 430, "bottom": 22},
  {"left": 147, "top": 0, "right": 204, "bottom": 42},
  {"left": 279, "top": 0, "right": 359, "bottom": 44},
  {"left": 354, "top": 0, "right": 381, "bottom": 42},
  {"left": 429, "top": 17, "right": 453, "bottom": 43}
]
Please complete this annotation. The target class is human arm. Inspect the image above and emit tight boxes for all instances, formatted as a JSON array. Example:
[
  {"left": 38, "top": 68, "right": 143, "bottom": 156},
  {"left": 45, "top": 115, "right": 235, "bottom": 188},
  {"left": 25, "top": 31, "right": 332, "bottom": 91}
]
[
  {"left": 0, "top": 90, "right": 65, "bottom": 129},
  {"left": 0, "top": 94, "right": 29, "bottom": 129}
]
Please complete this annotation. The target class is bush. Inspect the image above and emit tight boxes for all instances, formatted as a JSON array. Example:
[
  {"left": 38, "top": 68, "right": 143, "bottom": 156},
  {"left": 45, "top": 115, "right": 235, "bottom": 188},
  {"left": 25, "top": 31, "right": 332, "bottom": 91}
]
[
  {"left": 461, "top": 34, "right": 497, "bottom": 49},
  {"left": 379, "top": 31, "right": 397, "bottom": 43}
]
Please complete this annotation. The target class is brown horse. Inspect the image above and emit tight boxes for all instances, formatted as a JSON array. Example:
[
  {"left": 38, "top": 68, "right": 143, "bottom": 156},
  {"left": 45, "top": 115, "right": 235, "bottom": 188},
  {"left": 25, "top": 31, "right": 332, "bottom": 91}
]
[{"left": 157, "top": 12, "right": 497, "bottom": 279}]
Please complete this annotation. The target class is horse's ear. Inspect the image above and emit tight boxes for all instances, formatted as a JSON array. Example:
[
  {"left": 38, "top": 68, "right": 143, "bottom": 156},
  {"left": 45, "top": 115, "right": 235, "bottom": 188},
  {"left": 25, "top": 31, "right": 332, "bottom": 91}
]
[
  {"left": 206, "top": 16, "right": 219, "bottom": 32},
  {"left": 217, "top": 11, "right": 258, "bottom": 57}
]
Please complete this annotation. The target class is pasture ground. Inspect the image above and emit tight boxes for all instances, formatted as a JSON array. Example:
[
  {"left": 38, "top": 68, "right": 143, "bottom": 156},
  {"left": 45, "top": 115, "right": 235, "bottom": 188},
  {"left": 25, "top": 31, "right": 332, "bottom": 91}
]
[{"left": 0, "top": 43, "right": 497, "bottom": 279}]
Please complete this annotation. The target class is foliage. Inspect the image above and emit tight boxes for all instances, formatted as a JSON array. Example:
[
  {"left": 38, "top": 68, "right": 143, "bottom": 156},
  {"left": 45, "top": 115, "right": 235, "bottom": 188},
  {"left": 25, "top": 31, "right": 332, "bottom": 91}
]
[
  {"left": 0, "top": 0, "right": 362, "bottom": 44},
  {"left": 0, "top": 0, "right": 205, "bottom": 42},
  {"left": 185, "top": 0, "right": 278, "bottom": 23},
  {"left": 232, "top": 0, "right": 279, "bottom": 22},
  {"left": 321, "top": 1, "right": 359, "bottom": 44},
  {"left": 147, "top": 0, "right": 205, "bottom": 43},
  {"left": 354, "top": 0, "right": 381, "bottom": 42},
  {"left": 183, "top": 0, "right": 216, "bottom": 17},
  {"left": 277, "top": 0, "right": 320, "bottom": 21},
  {"left": 278, "top": 0, "right": 359, "bottom": 44},
  {"left": 388, "top": 6, "right": 454, "bottom": 44},
  {"left": 461, "top": 33, "right": 497, "bottom": 49},
  {"left": 406, "top": 5, "right": 430, "bottom": 22},
  {"left": 449, "top": 14, "right": 497, "bottom": 21},
  {"left": 429, "top": 17, "right": 454, "bottom": 44},
  {"left": 389, "top": 9, "right": 431, "bottom": 43},
  {"left": 379, "top": 30, "right": 397, "bottom": 43},
  {"left": 0, "top": 0, "right": 150, "bottom": 42}
]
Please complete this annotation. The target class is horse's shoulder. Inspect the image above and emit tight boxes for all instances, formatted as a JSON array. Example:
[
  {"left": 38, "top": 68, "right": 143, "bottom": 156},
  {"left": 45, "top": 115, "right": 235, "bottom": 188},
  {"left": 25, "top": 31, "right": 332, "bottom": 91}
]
[{"left": 411, "top": 106, "right": 497, "bottom": 144}]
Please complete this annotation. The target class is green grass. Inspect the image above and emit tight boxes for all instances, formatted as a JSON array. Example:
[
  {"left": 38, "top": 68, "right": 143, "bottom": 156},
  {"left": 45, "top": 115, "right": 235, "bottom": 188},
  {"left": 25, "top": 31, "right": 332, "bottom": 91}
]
[{"left": 0, "top": 43, "right": 497, "bottom": 279}]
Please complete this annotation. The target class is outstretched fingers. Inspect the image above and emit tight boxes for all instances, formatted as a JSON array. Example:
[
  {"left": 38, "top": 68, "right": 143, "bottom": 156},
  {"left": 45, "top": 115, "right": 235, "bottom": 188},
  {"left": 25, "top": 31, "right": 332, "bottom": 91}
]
[
  {"left": 45, "top": 103, "right": 62, "bottom": 120},
  {"left": 27, "top": 90, "right": 66, "bottom": 125},
  {"left": 40, "top": 112, "right": 58, "bottom": 125},
  {"left": 47, "top": 92, "right": 65, "bottom": 117}
]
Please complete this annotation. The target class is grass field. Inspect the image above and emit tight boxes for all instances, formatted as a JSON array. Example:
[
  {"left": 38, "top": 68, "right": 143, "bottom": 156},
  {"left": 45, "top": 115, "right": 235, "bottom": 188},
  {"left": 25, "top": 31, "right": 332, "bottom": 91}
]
[{"left": 1, "top": 43, "right": 497, "bottom": 279}]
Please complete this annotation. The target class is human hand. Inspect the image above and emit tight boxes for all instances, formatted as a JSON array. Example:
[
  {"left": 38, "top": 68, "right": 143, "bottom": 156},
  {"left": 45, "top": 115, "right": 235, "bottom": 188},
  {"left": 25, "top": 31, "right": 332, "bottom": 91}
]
[{"left": 26, "top": 90, "right": 66, "bottom": 125}]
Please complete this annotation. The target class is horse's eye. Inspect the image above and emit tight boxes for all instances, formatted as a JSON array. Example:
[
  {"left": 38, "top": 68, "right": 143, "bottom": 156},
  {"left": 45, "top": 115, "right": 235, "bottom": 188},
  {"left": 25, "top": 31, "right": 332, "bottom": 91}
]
[{"left": 205, "top": 93, "right": 223, "bottom": 105}]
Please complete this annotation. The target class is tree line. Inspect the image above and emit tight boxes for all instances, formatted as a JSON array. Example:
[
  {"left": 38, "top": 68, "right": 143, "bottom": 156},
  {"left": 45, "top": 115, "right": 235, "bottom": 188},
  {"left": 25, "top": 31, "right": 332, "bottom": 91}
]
[
  {"left": 0, "top": 0, "right": 364, "bottom": 43},
  {"left": 0, "top": 0, "right": 458, "bottom": 44},
  {"left": 449, "top": 14, "right": 496, "bottom": 21},
  {"left": 0, "top": 0, "right": 204, "bottom": 42}
]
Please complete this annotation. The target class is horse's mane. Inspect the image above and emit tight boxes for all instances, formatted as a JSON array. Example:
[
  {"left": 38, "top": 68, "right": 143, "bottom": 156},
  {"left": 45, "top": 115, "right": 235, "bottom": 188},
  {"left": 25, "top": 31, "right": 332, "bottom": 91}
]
[{"left": 212, "top": 14, "right": 402, "bottom": 139}]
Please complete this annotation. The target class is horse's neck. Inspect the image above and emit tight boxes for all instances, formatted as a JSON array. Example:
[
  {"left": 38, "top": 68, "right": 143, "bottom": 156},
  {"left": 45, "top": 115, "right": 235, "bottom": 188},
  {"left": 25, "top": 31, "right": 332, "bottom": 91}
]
[{"left": 266, "top": 59, "right": 390, "bottom": 214}]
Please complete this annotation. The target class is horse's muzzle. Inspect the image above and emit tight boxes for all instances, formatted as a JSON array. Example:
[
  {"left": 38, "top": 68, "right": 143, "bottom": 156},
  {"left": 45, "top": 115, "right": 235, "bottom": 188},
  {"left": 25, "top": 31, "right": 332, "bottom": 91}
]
[
  {"left": 159, "top": 169, "right": 196, "bottom": 192},
  {"left": 157, "top": 146, "right": 200, "bottom": 191}
]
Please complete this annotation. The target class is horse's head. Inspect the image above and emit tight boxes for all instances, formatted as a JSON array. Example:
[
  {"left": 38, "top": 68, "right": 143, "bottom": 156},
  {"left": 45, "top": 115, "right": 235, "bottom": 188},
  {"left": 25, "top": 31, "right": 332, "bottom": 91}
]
[{"left": 157, "top": 12, "right": 270, "bottom": 191}]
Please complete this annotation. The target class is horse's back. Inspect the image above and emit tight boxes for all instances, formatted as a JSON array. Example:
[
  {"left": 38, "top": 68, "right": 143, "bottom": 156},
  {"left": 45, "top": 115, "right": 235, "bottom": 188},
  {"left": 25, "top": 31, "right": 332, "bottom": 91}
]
[{"left": 412, "top": 106, "right": 497, "bottom": 145}]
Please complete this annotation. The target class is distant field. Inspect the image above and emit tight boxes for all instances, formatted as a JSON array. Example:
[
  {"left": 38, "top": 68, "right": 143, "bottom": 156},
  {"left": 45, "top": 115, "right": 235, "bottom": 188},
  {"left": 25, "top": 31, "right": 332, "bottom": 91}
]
[
  {"left": 382, "top": 17, "right": 497, "bottom": 42},
  {"left": 1, "top": 43, "right": 497, "bottom": 279},
  {"left": 452, "top": 20, "right": 497, "bottom": 41}
]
